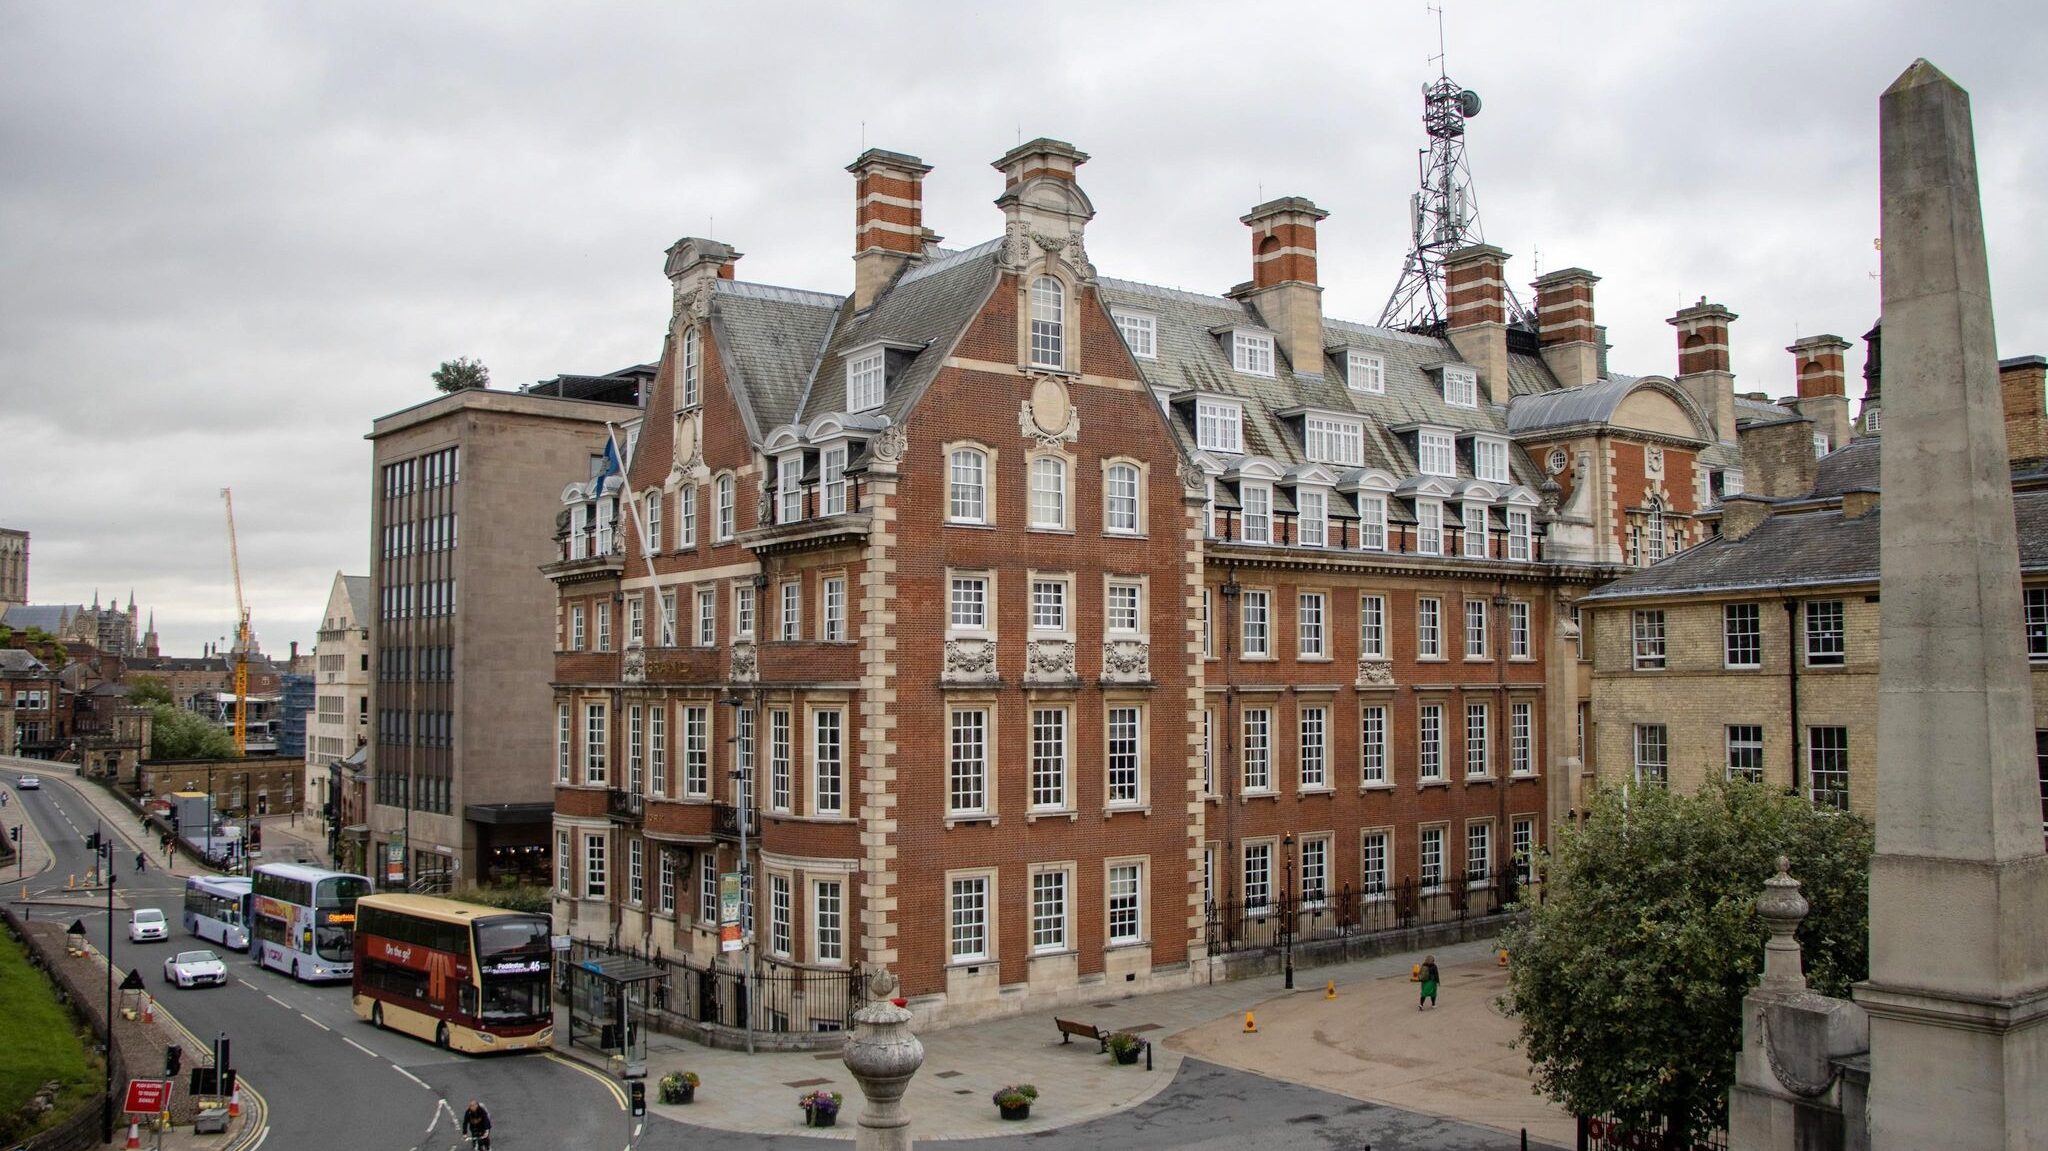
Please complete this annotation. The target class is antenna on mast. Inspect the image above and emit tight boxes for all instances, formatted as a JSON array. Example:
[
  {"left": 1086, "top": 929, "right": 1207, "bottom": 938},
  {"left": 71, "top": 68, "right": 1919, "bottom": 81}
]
[{"left": 1379, "top": 5, "right": 1530, "bottom": 333}]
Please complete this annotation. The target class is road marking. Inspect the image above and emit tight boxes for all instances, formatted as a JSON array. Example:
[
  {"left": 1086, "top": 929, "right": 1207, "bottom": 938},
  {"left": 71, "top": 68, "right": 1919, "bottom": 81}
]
[
  {"left": 237, "top": 977, "right": 257, "bottom": 989},
  {"left": 266, "top": 993, "right": 290, "bottom": 1008},
  {"left": 344, "top": 1036, "right": 379, "bottom": 1058},
  {"left": 300, "top": 1012, "right": 329, "bottom": 1031},
  {"left": 545, "top": 1052, "right": 627, "bottom": 1109},
  {"left": 244, "top": 1126, "right": 269, "bottom": 1151},
  {"left": 393, "top": 1063, "right": 430, "bottom": 1089}
]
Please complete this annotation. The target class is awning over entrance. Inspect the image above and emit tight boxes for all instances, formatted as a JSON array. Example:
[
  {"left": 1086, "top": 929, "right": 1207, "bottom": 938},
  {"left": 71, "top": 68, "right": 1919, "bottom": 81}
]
[{"left": 465, "top": 802, "right": 555, "bottom": 826}]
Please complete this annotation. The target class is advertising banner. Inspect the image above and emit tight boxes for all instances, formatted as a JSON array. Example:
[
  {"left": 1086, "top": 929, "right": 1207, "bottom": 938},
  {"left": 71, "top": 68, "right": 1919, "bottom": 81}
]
[{"left": 719, "top": 872, "right": 743, "bottom": 953}]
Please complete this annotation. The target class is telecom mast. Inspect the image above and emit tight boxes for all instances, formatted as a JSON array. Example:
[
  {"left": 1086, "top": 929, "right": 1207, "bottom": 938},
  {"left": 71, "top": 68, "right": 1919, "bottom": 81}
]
[
  {"left": 1378, "top": 9, "right": 1527, "bottom": 333},
  {"left": 220, "top": 488, "right": 250, "bottom": 757}
]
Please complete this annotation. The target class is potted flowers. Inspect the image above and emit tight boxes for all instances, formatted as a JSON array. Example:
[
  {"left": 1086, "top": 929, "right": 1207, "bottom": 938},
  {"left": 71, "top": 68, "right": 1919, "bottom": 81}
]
[
  {"left": 992, "top": 1084, "right": 1038, "bottom": 1120},
  {"left": 658, "top": 1071, "right": 698, "bottom": 1104},
  {"left": 798, "top": 1089, "right": 844, "bottom": 1128},
  {"left": 1106, "top": 1031, "right": 1143, "bottom": 1065}
]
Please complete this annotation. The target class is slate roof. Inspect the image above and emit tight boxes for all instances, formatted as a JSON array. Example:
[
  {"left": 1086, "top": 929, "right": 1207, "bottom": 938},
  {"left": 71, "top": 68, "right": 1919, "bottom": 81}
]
[
  {"left": 2, "top": 605, "right": 76, "bottom": 633},
  {"left": 1584, "top": 483, "right": 2048, "bottom": 601},
  {"left": 0, "top": 649, "right": 50, "bottom": 674},
  {"left": 1095, "top": 277, "right": 1550, "bottom": 492},
  {"left": 1509, "top": 374, "right": 1664, "bottom": 435},
  {"left": 1811, "top": 435, "right": 1881, "bottom": 497},
  {"left": 710, "top": 279, "right": 846, "bottom": 437},
  {"left": 796, "top": 240, "right": 1001, "bottom": 426},
  {"left": 343, "top": 576, "right": 372, "bottom": 627}
]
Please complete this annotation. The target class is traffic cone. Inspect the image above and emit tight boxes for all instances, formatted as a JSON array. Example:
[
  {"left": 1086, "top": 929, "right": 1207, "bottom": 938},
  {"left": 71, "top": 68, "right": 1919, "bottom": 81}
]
[
  {"left": 1325, "top": 980, "right": 1337, "bottom": 1000},
  {"left": 1498, "top": 948, "right": 1510, "bottom": 968},
  {"left": 229, "top": 1083, "right": 240, "bottom": 1118},
  {"left": 1410, "top": 963, "right": 1422, "bottom": 982},
  {"left": 142, "top": 994, "right": 154, "bottom": 1024},
  {"left": 1243, "top": 1011, "right": 1257, "bottom": 1034},
  {"left": 125, "top": 1121, "right": 140, "bottom": 1149}
]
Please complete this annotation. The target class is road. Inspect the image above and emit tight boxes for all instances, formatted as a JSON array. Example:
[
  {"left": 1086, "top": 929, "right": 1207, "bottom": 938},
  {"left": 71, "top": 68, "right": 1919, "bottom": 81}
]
[{"left": 4, "top": 761, "right": 627, "bottom": 1151}]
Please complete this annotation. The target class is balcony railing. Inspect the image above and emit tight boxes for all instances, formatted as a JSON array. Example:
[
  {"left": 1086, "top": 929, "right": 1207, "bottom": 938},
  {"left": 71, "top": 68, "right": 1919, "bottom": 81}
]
[
  {"left": 1209, "top": 508, "right": 1544, "bottom": 563},
  {"left": 607, "top": 789, "right": 644, "bottom": 821},
  {"left": 711, "top": 802, "right": 757, "bottom": 840},
  {"left": 765, "top": 475, "right": 864, "bottom": 528}
]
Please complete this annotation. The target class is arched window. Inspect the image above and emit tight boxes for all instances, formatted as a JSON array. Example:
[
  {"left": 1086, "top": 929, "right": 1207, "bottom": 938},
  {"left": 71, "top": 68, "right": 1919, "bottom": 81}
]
[
  {"left": 1645, "top": 499, "right": 1666, "bottom": 564},
  {"left": 1029, "top": 276, "right": 1065, "bottom": 369},
  {"left": 949, "top": 449, "right": 987, "bottom": 524},
  {"left": 1028, "top": 456, "right": 1067, "bottom": 529},
  {"left": 681, "top": 328, "right": 700, "bottom": 409},
  {"left": 1104, "top": 463, "right": 1140, "bottom": 534},
  {"left": 714, "top": 474, "right": 736, "bottom": 541}
]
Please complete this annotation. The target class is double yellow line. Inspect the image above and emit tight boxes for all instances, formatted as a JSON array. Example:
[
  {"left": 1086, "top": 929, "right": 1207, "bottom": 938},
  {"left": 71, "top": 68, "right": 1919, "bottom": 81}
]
[
  {"left": 149, "top": 987, "right": 270, "bottom": 1149},
  {"left": 545, "top": 1052, "right": 628, "bottom": 1110}
]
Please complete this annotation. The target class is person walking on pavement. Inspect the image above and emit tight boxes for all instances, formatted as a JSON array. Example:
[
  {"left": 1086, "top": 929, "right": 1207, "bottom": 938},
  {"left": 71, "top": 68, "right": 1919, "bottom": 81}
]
[
  {"left": 460, "top": 1098, "right": 492, "bottom": 1149},
  {"left": 1419, "top": 954, "right": 1440, "bottom": 1010},
  {"left": 135, "top": 851, "right": 147, "bottom": 873}
]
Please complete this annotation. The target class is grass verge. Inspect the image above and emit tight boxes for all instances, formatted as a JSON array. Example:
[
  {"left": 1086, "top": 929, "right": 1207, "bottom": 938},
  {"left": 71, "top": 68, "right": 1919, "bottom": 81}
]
[{"left": 0, "top": 924, "right": 101, "bottom": 1141}]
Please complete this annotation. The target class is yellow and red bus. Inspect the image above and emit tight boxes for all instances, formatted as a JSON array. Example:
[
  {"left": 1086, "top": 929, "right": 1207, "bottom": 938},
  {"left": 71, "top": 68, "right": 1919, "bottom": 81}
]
[{"left": 351, "top": 894, "right": 553, "bottom": 1054}]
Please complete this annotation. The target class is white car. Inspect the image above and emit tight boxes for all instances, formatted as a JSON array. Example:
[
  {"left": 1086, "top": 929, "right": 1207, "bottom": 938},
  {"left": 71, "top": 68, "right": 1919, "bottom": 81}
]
[
  {"left": 128, "top": 908, "right": 168, "bottom": 943},
  {"left": 15, "top": 776, "right": 39, "bottom": 790},
  {"left": 163, "top": 949, "right": 228, "bottom": 988}
]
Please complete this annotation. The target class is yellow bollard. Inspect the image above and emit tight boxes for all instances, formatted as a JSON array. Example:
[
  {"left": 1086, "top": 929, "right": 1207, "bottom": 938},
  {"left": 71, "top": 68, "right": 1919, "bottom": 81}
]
[
  {"left": 1410, "top": 963, "right": 1422, "bottom": 982},
  {"left": 1325, "top": 980, "right": 1337, "bottom": 1000},
  {"left": 67, "top": 873, "right": 76, "bottom": 890},
  {"left": 1498, "top": 948, "right": 1510, "bottom": 967},
  {"left": 1243, "top": 1010, "right": 1258, "bottom": 1034}
]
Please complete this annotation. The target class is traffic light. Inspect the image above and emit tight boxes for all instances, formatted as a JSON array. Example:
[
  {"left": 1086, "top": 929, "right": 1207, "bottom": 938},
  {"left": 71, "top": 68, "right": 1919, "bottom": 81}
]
[
  {"left": 629, "top": 1081, "right": 645, "bottom": 1118},
  {"left": 165, "top": 1046, "right": 182, "bottom": 1077},
  {"left": 86, "top": 831, "right": 100, "bottom": 851},
  {"left": 7, "top": 825, "right": 16, "bottom": 843}
]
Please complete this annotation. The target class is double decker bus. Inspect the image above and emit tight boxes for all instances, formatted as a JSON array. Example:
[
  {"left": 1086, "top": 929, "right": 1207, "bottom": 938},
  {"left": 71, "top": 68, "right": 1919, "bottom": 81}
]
[
  {"left": 351, "top": 894, "right": 553, "bottom": 1053},
  {"left": 250, "top": 863, "right": 371, "bottom": 982},
  {"left": 182, "top": 875, "right": 253, "bottom": 952}
]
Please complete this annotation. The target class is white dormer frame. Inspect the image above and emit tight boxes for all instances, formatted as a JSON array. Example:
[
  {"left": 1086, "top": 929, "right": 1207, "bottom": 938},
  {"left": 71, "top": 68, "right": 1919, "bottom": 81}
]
[
  {"left": 776, "top": 452, "right": 806, "bottom": 524},
  {"left": 1281, "top": 406, "right": 1366, "bottom": 468},
  {"left": 1225, "top": 457, "right": 1285, "bottom": 545},
  {"left": 1461, "top": 497, "right": 1491, "bottom": 558},
  {"left": 1211, "top": 324, "right": 1278, "bottom": 378},
  {"left": 1415, "top": 425, "right": 1459, "bottom": 478},
  {"left": 1470, "top": 433, "right": 1511, "bottom": 484},
  {"left": 762, "top": 424, "right": 806, "bottom": 455},
  {"left": 1285, "top": 463, "right": 1339, "bottom": 550},
  {"left": 1111, "top": 309, "right": 1157, "bottom": 360},
  {"left": 1440, "top": 364, "right": 1479, "bottom": 408},
  {"left": 1340, "top": 348, "right": 1386, "bottom": 394},
  {"left": 847, "top": 349, "right": 884, "bottom": 413},
  {"left": 1193, "top": 396, "right": 1245, "bottom": 455}
]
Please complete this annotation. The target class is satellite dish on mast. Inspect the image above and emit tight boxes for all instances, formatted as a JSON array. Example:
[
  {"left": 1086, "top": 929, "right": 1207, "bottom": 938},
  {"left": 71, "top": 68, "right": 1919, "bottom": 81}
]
[{"left": 1458, "top": 89, "right": 1483, "bottom": 118}]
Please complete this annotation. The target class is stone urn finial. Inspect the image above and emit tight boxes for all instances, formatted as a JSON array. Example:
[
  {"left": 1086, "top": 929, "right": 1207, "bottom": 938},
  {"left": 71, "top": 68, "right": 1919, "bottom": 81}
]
[
  {"left": 843, "top": 965, "right": 923, "bottom": 1151},
  {"left": 1756, "top": 855, "right": 1809, "bottom": 989}
]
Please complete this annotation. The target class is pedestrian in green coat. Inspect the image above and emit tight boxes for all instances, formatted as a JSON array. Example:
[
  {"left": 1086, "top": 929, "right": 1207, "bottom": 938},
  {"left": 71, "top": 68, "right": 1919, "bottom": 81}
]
[{"left": 1419, "top": 955, "right": 1440, "bottom": 1009}]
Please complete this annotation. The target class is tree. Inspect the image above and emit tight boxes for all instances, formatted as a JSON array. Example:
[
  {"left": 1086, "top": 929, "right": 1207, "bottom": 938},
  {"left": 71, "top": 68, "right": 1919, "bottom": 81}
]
[
  {"left": 1497, "top": 779, "right": 1873, "bottom": 1143},
  {"left": 147, "top": 703, "right": 235, "bottom": 760},
  {"left": 431, "top": 356, "right": 489, "bottom": 393},
  {"left": 126, "top": 676, "right": 173, "bottom": 707}
]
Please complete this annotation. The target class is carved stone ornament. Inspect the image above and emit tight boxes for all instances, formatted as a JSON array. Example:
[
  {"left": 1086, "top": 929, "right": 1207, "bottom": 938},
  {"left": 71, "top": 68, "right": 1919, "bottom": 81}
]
[
  {"left": 1024, "top": 639, "right": 1076, "bottom": 683},
  {"left": 866, "top": 965, "right": 900, "bottom": 1001},
  {"left": 1018, "top": 377, "right": 1080, "bottom": 450},
  {"left": 1645, "top": 445, "right": 1665, "bottom": 478},
  {"left": 1178, "top": 461, "right": 1210, "bottom": 493},
  {"left": 622, "top": 642, "right": 646, "bottom": 685},
  {"left": 942, "top": 638, "right": 998, "bottom": 682},
  {"left": 672, "top": 413, "right": 700, "bottom": 471},
  {"left": 1101, "top": 638, "right": 1151, "bottom": 683},
  {"left": 871, "top": 425, "right": 909, "bottom": 466},
  {"left": 1356, "top": 658, "right": 1396, "bottom": 688},
  {"left": 675, "top": 283, "right": 714, "bottom": 322},
  {"left": 730, "top": 643, "right": 758, "bottom": 683}
]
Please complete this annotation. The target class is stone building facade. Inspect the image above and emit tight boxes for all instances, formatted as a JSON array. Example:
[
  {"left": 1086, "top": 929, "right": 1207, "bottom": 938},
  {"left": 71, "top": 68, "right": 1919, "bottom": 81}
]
[
  {"left": 307, "top": 572, "right": 371, "bottom": 802},
  {"left": 544, "top": 138, "right": 1859, "bottom": 1028},
  {"left": 1584, "top": 356, "right": 2048, "bottom": 831}
]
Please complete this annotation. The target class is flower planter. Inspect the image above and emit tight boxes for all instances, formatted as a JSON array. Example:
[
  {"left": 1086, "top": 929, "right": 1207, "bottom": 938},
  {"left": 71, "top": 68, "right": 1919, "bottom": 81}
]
[
  {"left": 807, "top": 1111, "right": 838, "bottom": 1128},
  {"left": 660, "top": 1084, "right": 695, "bottom": 1105},
  {"left": 1113, "top": 1047, "right": 1140, "bottom": 1065},
  {"left": 999, "top": 1102, "right": 1031, "bottom": 1121}
]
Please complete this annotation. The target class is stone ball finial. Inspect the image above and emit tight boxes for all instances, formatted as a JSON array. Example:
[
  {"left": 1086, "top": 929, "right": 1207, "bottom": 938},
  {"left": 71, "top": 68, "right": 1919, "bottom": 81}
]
[{"left": 867, "top": 965, "right": 899, "bottom": 1001}]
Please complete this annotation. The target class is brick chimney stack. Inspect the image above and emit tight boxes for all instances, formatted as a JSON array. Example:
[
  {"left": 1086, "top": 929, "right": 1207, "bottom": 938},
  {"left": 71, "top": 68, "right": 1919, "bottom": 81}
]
[
  {"left": 1234, "top": 196, "right": 1329, "bottom": 379},
  {"left": 2000, "top": 355, "right": 2048, "bottom": 464},
  {"left": 1443, "top": 244, "right": 1512, "bottom": 405},
  {"left": 848, "top": 148, "right": 933, "bottom": 311},
  {"left": 1787, "top": 334, "right": 1854, "bottom": 452},
  {"left": 1669, "top": 299, "right": 1739, "bottom": 444},
  {"left": 1531, "top": 268, "right": 1601, "bottom": 389}
]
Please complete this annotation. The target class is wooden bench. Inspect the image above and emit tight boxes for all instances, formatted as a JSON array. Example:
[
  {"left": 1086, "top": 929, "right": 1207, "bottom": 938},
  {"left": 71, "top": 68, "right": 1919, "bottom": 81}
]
[{"left": 1054, "top": 1017, "right": 1107, "bottom": 1052}]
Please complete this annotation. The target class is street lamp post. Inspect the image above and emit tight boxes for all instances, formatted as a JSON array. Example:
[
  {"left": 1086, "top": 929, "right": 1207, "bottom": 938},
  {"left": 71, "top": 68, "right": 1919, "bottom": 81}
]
[
  {"left": 721, "top": 693, "right": 757, "bottom": 1056},
  {"left": 1281, "top": 832, "right": 1295, "bottom": 991}
]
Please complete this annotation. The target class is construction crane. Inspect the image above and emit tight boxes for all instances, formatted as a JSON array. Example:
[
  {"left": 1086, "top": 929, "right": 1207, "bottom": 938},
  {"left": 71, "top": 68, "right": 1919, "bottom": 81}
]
[{"left": 220, "top": 488, "right": 250, "bottom": 757}]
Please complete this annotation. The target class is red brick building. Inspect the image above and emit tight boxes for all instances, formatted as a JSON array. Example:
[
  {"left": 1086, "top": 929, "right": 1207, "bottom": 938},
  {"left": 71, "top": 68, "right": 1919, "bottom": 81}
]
[{"left": 547, "top": 139, "right": 1847, "bottom": 1031}]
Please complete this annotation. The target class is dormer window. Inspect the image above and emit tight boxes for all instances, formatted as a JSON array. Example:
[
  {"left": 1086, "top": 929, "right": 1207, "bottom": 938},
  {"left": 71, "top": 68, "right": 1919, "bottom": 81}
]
[
  {"left": 1232, "top": 331, "right": 1275, "bottom": 377},
  {"left": 1462, "top": 501, "right": 1489, "bottom": 558},
  {"left": 1417, "top": 429, "right": 1456, "bottom": 477},
  {"left": 1357, "top": 494, "right": 1388, "bottom": 551},
  {"left": 1347, "top": 352, "right": 1384, "bottom": 394},
  {"left": 1443, "top": 366, "right": 1478, "bottom": 408},
  {"left": 1113, "top": 311, "right": 1156, "bottom": 360},
  {"left": 1240, "top": 482, "right": 1272, "bottom": 544},
  {"left": 777, "top": 453, "right": 805, "bottom": 524},
  {"left": 820, "top": 444, "right": 848, "bottom": 515},
  {"left": 1196, "top": 399, "right": 1244, "bottom": 454},
  {"left": 1304, "top": 416, "right": 1364, "bottom": 467},
  {"left": 1029, "top": 276, "right": 1065, "bottom": 369},
  {"left": 681, "top": 328, "right": 701, "bottom": 409},
  {"left": 1473, "top": 436, "right": 1510, "bottom": 483},
  {"left": 1297, "top": 488, "right": 1328, "bottom": 548},
  {"left": 847, "top": 350, "right": 884, "bottom": 413},
  {"left": 1416, "top": 499, "right": 1444, "bottom": 556}
]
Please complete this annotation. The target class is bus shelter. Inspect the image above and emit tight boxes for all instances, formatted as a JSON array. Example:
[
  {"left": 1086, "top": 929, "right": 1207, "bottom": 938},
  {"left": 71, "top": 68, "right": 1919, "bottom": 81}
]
[{"left": 567, "top": 953, "right": 663, "bottom": 1072}]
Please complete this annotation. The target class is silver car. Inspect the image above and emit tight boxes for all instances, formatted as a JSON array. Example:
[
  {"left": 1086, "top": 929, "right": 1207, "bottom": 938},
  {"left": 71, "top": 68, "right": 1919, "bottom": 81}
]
[
  {"left": 163, "top": 949, "right": 228, "bottom": 988},
  {"left": 15, "top": 776, "right": 39, "bottom": 790},
  {"left": 128, "top": 908, "right": 168, "bottom": 943}
]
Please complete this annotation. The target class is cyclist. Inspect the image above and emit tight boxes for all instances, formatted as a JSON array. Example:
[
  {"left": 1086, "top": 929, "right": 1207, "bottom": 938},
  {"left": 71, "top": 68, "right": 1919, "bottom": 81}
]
[{"left": 460, "top": 1099, "right": 492, "bottom": 1149}]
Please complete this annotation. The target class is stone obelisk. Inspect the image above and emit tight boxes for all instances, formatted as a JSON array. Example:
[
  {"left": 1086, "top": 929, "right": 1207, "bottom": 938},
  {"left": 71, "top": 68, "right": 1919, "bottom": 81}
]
[{"left": 1860, "top": 59, "right": 2048, "bottom": 1149}]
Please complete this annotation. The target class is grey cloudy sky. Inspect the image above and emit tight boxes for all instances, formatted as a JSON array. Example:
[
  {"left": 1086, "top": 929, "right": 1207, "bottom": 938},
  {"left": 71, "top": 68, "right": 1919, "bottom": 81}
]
[{"left": 3, "top": 0, "right": 2042, "bottom": 658}]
